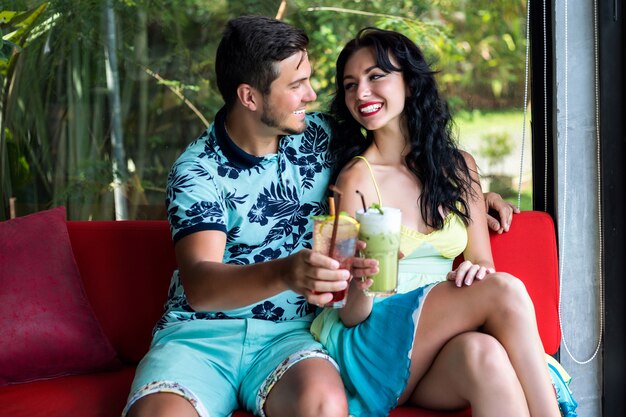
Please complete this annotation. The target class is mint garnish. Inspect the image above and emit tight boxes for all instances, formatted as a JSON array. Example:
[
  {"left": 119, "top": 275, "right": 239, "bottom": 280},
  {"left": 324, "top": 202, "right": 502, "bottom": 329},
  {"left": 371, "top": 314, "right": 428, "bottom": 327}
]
[{"left": 370, "top": 203, "right": 384, "bottom": 214}]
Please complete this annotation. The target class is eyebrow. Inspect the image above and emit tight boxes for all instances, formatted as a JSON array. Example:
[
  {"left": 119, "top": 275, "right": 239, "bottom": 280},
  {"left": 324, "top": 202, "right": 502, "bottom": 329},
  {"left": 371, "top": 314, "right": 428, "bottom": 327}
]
[
  {"left": 289, "top": 68, "right": 312, "bottom": 86},
  {"left": 288, "top": 76, "right": 308, "bottom": 87},
  {"left": 343, "top": 65, "right": 380, "bottom": 81},
  {"left": 288, "top": 55, "right": 312, "bottom": 86}
]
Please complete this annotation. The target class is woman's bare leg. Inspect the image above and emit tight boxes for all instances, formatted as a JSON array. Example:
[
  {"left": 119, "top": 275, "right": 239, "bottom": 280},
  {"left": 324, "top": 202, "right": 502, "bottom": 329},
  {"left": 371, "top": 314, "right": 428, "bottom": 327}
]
[
  {"left": 264, "top": 357, "right": 348, "bottom": 417},
  {"left": 400, "top": 273, "right": 559, "bottom": 417},
  {"left": 407, "top": 332, "right": 529, "bottom": 417}
]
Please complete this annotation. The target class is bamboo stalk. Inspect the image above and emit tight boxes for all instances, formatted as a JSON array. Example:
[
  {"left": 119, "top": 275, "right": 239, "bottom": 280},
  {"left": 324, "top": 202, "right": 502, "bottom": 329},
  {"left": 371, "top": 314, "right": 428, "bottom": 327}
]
[{"left": 276, "top": 1, "right": 288, "bottom": 20}]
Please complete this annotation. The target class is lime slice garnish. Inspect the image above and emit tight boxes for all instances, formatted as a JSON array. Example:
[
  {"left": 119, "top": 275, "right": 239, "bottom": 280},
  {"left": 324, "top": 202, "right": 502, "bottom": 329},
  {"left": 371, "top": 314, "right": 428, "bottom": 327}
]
[{"left": 317, "top": 213, "right": 359, "bottom": 237}]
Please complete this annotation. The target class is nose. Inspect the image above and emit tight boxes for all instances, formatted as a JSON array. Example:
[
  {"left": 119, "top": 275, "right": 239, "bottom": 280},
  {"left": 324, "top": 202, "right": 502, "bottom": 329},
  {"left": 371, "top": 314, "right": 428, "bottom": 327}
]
[
  {"left": 304, "top": 82, "right": 317, "bottom": 103},
  {"left": 356, "top": 82, "right": 370, "bottom": 100}
]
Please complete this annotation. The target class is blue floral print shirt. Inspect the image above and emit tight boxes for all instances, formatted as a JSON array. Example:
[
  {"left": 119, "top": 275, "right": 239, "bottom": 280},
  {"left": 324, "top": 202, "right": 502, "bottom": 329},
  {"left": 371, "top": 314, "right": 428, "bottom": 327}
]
[{"left": 156, "top": 108, "right": 336, "bottom": 332}]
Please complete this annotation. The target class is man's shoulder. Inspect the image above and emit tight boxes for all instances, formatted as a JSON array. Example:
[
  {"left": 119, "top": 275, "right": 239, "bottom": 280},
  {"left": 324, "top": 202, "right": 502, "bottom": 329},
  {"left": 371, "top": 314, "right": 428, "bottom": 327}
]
[
  {"left": 305, "top": 111, "right": 334, "bottom": 126},
  {"left": 302, "top": 112, "right": 336, "bottom": 142},
  {"left": 175, "top": 127, "right": 217, "bottom": 163}
]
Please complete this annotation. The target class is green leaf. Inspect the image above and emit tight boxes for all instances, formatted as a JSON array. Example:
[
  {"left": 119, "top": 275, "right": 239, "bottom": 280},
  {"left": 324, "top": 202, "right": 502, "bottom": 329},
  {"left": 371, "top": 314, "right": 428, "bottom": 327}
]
[
  {"left": 0, "top": 39, "right": 19, "bottom": 61},
  {"left": 370, "top": 203, "right": 385, "bottom": 215},
  {"left": 2, "top": 3, "right": 49, "bottom": 46}
]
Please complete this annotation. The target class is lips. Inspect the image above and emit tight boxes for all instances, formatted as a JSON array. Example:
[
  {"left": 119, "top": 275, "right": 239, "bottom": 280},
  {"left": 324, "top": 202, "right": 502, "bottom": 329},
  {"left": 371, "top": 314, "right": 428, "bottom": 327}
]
[{"left": 358, "top": 102, "right": 383, "bottom": 116}]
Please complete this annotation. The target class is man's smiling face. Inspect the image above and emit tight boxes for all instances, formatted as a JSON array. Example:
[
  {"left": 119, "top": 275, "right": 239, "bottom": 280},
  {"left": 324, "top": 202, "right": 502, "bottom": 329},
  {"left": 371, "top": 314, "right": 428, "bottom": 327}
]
[{"left": 259, "top": 51, "right": 318, "bottom": 135}]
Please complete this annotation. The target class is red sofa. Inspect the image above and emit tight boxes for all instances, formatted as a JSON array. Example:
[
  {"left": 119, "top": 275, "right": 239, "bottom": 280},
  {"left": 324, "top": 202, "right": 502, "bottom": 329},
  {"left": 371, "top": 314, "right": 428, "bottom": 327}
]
[{"left": 0, "top": 211, "right": 560, "bottom": 417}]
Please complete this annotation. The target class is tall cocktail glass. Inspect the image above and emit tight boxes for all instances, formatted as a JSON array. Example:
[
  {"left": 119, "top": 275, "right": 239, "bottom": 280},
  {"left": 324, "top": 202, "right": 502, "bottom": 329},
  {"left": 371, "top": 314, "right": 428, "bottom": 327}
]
[
  {"left": 312, "top": 214, "right": 360, "bottom": 308},
  {"left": 355, "top": 207, "right": 401, "bottom": 297}
]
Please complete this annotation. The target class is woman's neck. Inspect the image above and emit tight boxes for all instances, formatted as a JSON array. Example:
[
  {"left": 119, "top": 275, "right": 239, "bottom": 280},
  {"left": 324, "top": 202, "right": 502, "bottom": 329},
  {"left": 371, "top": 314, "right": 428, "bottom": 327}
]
[{"left": 368, "top": 123, "right": 409, "bottom": 165}]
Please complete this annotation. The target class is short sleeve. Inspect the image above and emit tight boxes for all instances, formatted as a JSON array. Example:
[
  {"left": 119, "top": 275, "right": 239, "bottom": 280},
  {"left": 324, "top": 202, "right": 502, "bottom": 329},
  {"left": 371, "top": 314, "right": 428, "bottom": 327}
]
[{"left": 166, "top": 156, "right": 227, "bottom": 243}]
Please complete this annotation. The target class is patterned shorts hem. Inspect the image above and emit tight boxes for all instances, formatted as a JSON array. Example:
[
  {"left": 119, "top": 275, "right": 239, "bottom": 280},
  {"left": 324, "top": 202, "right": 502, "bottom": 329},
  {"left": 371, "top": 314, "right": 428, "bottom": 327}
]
[
  {"left": 121, "top": 380, "right": 211, "bottom": 417},
  {"left": 255, "top": 348, "right": 339, "bottom": 417}
]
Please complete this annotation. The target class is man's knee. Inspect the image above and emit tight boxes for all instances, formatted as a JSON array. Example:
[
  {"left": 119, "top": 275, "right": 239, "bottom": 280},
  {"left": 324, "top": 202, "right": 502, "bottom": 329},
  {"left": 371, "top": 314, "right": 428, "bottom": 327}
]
[
  {"left": 265, "top": 358, "right": 348, "bottom": 417},
  {"left": 126, "top": 392, "right": 199, "bottom": 417},
  {"left": 297, "top": 387, "right": 348, "bottom": 417}
]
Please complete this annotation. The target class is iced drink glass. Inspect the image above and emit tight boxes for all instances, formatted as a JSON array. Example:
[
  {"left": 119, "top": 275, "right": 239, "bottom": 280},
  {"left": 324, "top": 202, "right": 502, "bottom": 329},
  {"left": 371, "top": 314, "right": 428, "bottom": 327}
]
[
  {"left": 312, "top": 214, "right": 360, "bottom": 308},
  {"left": 356, "top": 207, "right": 401, "bottom": 297}
]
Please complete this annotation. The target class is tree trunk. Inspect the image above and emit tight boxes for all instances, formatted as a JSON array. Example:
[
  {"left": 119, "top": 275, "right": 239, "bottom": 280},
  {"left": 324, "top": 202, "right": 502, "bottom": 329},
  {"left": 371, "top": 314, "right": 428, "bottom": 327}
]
[{"left": 104, "top": 0, "right": 128, "bottom": 220}]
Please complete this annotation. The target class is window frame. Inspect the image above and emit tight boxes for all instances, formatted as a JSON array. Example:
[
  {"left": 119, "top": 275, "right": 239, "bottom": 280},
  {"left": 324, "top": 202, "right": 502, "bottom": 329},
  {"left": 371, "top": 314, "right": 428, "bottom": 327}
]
[
  {"left": 532, "top": 0, "right": 625, "bottom": 413},
  {"left": 598, "top": 0, "right": 625, "bottom": 414}
]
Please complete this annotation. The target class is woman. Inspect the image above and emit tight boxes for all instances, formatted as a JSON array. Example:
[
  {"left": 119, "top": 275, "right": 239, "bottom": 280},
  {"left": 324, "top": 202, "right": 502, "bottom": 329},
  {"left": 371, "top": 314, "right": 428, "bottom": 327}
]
[{"left": 311, "top": 28, "right": 562, "bottom": 417}]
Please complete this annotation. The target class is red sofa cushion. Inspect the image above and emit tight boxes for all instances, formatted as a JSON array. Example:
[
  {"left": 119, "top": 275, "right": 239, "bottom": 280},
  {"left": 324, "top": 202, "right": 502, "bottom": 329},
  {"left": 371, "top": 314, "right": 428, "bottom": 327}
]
[
  {"left": 453, "top": 211, "right": 560, "bottom": 354},
  {"left": 484, "top": 211, "right": 561, "bottom": 354},
  {"left": 66, "top": 220, "right": 177, "bottom": 365},
  {"left": 0, "top": 367, "right": 135, "bottom": 417},
  {"left": 0, "top": 207, "right": 119, "bottom": 386}
]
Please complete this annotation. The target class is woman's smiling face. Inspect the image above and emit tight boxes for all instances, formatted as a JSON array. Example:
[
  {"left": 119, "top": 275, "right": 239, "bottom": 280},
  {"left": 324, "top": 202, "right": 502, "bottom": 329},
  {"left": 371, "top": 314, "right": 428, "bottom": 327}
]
[{"left": 342, "top": 47, "right": 407, "bottom": 132}]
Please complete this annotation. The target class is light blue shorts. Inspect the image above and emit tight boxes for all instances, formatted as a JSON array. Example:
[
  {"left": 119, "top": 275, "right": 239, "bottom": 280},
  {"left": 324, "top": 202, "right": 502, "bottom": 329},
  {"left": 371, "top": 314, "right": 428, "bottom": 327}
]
[{"left": 122, "top": 317, "right": 336, "bottom": 417}]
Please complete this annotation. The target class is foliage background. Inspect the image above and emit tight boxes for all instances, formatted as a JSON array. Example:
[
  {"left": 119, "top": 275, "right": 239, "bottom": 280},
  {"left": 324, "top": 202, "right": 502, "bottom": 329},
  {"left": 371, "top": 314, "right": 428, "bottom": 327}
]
[{"left": 0, "top": 0, "right": 529, "bottom": 220}]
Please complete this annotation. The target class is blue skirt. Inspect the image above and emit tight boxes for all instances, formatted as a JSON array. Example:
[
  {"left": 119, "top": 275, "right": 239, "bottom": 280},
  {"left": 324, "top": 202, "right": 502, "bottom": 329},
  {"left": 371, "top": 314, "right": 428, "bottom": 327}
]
[{"left": 311, "top": 283, "right": 437, "bottom": 417}]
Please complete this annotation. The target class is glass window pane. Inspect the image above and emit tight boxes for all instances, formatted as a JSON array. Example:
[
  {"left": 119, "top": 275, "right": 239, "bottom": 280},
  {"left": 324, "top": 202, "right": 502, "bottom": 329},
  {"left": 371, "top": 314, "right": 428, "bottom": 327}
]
[{"left": 1, "top": 0, "right": 531, "bottom": 220}]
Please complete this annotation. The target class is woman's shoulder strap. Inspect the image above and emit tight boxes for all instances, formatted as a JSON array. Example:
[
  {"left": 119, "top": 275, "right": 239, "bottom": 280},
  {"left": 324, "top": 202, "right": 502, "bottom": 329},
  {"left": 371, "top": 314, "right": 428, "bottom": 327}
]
[{"left": 352, "top": 156, "right": 383, "bottom": 206}]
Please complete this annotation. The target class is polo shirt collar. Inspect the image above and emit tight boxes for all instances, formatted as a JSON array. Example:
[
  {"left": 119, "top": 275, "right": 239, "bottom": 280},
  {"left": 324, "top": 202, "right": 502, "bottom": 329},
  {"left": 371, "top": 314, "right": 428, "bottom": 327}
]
[{"left": 215, "top": 107, "right": 264, "bottom": 169}]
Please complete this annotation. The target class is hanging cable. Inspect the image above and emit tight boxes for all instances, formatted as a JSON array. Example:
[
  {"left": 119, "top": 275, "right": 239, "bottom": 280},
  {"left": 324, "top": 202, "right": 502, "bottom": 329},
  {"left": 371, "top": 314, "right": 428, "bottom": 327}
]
[
  {"left": 517, "top": 0, "right": 531, "bottom": 210},
  {"left": 557, "top": 0, "right": 604, "bottom": 365}
]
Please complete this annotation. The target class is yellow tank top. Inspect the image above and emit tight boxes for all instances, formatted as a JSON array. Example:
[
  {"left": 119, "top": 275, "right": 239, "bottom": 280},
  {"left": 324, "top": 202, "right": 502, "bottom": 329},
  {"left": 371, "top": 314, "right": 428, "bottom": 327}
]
[{"left": 352, "top": 156, "right": 468, "bottom": 292}]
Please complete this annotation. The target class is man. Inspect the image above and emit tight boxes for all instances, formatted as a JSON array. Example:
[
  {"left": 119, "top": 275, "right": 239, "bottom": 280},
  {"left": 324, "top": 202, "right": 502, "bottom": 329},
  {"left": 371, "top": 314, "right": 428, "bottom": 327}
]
[{"left": 124, "top": 15, "right": 517, "bottom": 417}]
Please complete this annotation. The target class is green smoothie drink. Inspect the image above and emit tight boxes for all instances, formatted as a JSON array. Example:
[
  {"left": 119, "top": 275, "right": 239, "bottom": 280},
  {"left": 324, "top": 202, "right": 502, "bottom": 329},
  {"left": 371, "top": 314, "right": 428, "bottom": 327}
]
[{"left": 356, "top": 207, "right": 401, "bottom": 297}]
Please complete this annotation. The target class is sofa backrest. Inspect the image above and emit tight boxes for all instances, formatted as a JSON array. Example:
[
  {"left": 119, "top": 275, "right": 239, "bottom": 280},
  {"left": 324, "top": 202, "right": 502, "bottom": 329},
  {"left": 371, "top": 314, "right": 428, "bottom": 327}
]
[
  {"left": 455, "top": 210, "right": 561, "bottom": 354},
  {"left": 67, "top": 220, "right": 176, "bottom": 364},
  {"left": 67, "top": 210, "right": 560, "bottom": 365}
]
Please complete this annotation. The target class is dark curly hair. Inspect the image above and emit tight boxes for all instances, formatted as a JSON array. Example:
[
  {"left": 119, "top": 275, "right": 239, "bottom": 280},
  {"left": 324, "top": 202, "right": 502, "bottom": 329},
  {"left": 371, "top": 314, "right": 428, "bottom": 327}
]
[
  {"left": 330, "top": 27, "right": 477, "bottom": 229},
  {"left": 216, "top": 15, "right": 309, "bottom": 111}
]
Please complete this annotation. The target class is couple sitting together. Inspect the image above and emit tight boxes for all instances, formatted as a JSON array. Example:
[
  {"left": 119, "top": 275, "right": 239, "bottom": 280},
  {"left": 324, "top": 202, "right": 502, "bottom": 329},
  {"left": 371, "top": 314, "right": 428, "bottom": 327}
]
[{"left": 123, "top": 15, "right": 576, "bottom": 417}]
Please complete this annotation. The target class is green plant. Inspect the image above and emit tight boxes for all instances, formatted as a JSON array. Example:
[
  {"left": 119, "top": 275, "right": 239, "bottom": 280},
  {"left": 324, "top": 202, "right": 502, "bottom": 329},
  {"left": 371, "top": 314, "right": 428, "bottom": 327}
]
[
  {"left": 477, "top": 131, "right": 516, "bottom": 198},
  {"left": 2, "top": 0, "right": 529, "bottom": 221},
  {"left": 0, "top": 3, "right": 49, "bottom": 220},
  {"left": 479, "top": 131, "right": 514, "bottom": 170}
]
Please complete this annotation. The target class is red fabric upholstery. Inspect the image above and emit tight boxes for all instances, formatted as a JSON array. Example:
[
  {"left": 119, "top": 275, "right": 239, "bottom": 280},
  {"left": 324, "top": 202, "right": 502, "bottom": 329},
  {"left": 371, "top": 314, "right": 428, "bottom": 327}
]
[
  {"left": 485, "top": 211, "right": 561, "bottom": 354},
  {"left": 389, "top": 409, "right": 472, "bottom": 417},
  {"left": 453, "top": 211, "right": 561, "bottom": 354},
  {"left": 66, "top": 220, "right": 177, "bottom": 364},
  {"left": 0, "top": 207, "right": 119, "bottom": 386},
  {"left": 0, "top": 211, "right": 560, "bottom": 417},
  {"left": 0, "top": 367, "right": 135, "bottom": 417}
]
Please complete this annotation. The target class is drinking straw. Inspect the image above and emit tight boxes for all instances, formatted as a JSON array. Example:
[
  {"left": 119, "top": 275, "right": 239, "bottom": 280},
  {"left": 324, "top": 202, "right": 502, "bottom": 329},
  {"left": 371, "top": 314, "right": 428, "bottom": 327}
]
[
  {"left": 328, "top": 185, "right": 343, "bottom": 257},
  {"left": 355, "top": 190, "right": 367, "bottom": 212}
]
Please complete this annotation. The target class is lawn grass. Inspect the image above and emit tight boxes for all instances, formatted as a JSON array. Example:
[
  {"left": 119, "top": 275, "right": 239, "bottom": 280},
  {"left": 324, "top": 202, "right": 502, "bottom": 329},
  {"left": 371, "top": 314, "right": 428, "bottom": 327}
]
[
  {"left": 453, "top": 109, "right": 530, "bottom": 145},
  {"left": 451, "top": 109, "right": 534, "bottom": 211}
]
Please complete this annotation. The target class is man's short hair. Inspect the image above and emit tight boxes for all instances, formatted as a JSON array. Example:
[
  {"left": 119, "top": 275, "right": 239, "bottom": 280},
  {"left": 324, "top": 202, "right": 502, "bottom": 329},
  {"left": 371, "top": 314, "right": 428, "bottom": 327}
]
[{"left": 216, "top": 15, "right": 309, "bottom": 110}]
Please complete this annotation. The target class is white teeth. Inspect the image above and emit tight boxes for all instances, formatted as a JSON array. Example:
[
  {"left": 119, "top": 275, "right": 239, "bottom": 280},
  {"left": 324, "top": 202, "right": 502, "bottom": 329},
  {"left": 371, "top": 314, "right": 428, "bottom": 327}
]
[
  {"left": 293, "top": 109, "right": 305, "bottom": 115},
  {"left": 359, "top": 104, "right": 382, "bottom": 114}
]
